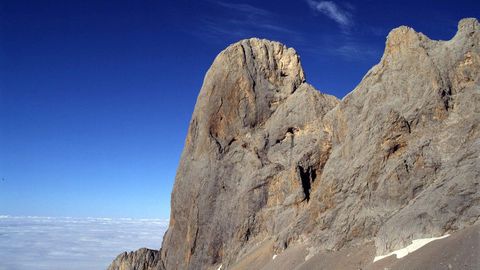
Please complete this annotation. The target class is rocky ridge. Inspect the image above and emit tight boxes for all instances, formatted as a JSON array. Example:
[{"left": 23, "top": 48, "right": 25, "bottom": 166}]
[
  {"left": 109, "top": 18, "right": 480, "bottom": 270},
  {"left": 109, "top": 248, "right": 161, "bottom": 270}
]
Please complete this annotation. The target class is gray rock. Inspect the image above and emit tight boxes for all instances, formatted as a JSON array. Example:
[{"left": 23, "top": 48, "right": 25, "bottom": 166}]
[
  {"left": 108, "top": 18, "right": 480, "bottom": 270},
  {"left": 158, "top": 38, "right": 339, "bottom": 270},
  {"left": 108, "top": 248, "right": 164, "bottom": 270}
]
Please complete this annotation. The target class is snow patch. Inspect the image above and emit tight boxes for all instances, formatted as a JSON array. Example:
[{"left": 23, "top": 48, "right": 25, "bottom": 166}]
[
  {"left": 217, "top": 264, "right": 222, "bottom": 270},
  {"left": 374, "top": 234, "right": 450, "bottom": 262},
  {"left": 305, "top": 246, "right": 317, "bottom": 261},
  {"left": 272, "top": 254, "right": 277, "bottom": 260}
]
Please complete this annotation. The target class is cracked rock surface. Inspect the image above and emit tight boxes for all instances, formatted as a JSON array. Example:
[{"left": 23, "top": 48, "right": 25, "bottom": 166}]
[
  {"left": 108, "top": 248, "right": 163, "bottom": 270},
  {"left": 109, "top": 18, "right": 480, "bottom": 270}
]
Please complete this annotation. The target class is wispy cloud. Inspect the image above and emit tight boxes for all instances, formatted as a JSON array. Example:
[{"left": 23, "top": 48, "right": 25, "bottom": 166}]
[
  {"left": 307, "top": 1, "right": 352, "bottom": 28},
  {"left": 333, "top": 43, "right": 380, "bottom": 60},
  {"left": 194, "top": 1, "right": 295, "bottom": 42},
  {"left": 194, "top": 1, "right": 379, "bottom": 62},
  {"left": 215, "top": 1, "right": 271, "bottom": 18},
  {"left": 301, "top": 40, "right": 381, "bottom": 62}
]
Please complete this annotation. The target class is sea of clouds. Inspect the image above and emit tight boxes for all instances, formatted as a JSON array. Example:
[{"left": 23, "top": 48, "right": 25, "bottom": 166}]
[{"left": 0, "top": 215, "right": 168, "bottom": 270}]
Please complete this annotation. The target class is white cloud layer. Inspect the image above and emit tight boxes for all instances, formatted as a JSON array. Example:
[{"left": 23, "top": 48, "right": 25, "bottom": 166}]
[
  {"left": 0, "top": 216, "right": 167, "bottom": 270},
  {"left": 307, "top": 0, "right": 352, "bottom": 27}
]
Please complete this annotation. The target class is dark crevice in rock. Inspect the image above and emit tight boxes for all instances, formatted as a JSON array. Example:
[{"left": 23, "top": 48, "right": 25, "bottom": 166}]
[
  {"left": 209, "top": 135, "right": 236, "bottom": 156},
  {"left": 240, "top": 42, "right": 257, "bottom": 95},
  {"left": 274, "top": 127, "right": 298, "bottom": 146},
  {"left": 255, "top": 147, "right": 270, "bottom": 166},
  {"left": 286, "top": 127, "right": 297, "bottom": 134},
  {"left": 263, "top": 44, "right": 270, "bottom": 65},
  {"left": 404, "top": 159, "right": 410, "bottom": 173},
  {"left": 209, "top": 130, "right": 223, "bottom": 154},
  {"left": 244, "top": 227, "right": 251, "bottom": 241},
  {"left": 386, "top": 142, "right": 404, "bottom": 160},
  {"left": 227, "top": 137, "right": 236, "bottom": 147},
  {"left": 390, "top": 143, "right": 400, "bottom": 154},
  {"left": 298, "top": 165, "right": 317, "bottom": 202},
  {"left": 289, "top": 129, "right": 296, "bottom": 166},
  {"left": 413, "top": 184, "right": 424, "bottom": 197},
  {"left": 440, "top": 86, "right": 453, "bottom": 111}
]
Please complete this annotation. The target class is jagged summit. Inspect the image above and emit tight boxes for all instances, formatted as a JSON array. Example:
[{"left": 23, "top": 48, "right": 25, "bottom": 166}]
[
  {"left": 109, "top": 18, "right": 479, "bottom": 270},
  {"left": 386, "top": 17, "right": 478, "bottom": 49},
  {"left": 457, "top": 17, "right": 479, "bottom": 34},
  {"left": 217, "top": 38, "right": 305, "bottom": 85}
]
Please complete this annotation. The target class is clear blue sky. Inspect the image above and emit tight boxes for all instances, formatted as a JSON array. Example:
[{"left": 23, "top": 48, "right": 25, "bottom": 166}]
[{"left": 0, "top": 0, "right": 478, "bottom": 219}]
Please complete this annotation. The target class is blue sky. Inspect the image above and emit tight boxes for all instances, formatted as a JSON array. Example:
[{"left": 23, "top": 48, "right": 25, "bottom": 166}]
[{"left": 0, "top": 0, "right": 478, "bottom": 219}]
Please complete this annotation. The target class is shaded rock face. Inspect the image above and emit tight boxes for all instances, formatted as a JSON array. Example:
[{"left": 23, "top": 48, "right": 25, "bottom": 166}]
[
  {"left": 108, "top": 248, "right": 164, "bottom": 270},
  {"left": 109, "top": 18, "right": 480, "bottom": 270}
]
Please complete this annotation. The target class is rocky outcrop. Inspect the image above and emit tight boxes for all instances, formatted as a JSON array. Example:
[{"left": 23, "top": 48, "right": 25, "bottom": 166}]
[
  {"left": 109, "top": 18, "right": 480, "bottom": 270},
  {"left": 108, "top": 248, "right": 164, "bottom": 270}
]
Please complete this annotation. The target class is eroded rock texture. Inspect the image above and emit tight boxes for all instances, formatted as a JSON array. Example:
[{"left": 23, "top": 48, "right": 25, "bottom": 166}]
[
  {"left": 108, "top": 248, "right": 164, "bottom": 270},
  {"left": 109, "top": 18, "right": 480, "bottom": 270}
]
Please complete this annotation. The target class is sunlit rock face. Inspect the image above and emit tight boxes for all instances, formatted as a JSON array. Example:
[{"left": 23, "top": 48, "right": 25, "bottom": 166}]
[
  {"left": 109, "top": 18, "right": 480, "bottom": 270},
  {"left": 108, "top": 248, "right": 162, "bottom": 270}
]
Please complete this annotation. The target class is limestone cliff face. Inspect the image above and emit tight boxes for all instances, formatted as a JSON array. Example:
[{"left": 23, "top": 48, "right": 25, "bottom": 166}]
[
  {"left": 160, "top": 38, "right": 339, "bottom": 270},
  {"left": 109, "top": 18, "right": 480, "bottom": 270}
]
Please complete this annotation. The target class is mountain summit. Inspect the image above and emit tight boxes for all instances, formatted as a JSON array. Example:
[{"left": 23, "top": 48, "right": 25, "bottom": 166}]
[{"left": 109, "top": 18, "right": 480, "bottom": 270}]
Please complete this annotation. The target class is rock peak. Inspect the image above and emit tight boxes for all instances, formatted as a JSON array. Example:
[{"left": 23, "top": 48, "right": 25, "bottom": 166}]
[
  {"left": 190, "top": 37, "right": 308, "bottom": 151},
  {"left": 384, "top": 25, "right": 430, "bottom": 56},
  {"left": 384, "top": 18, "right": 479, "bottom": 51},
  {"left": 381, "top": 18, "right": 479, "bottom": 64},
  {"left": 458, "top": 17, "right": 479, "bottom": 33},
  {"left": 109, "top": 18, "right": 480, "bottom": 270},
  {"left": 214, "top": 38, "right": 306, "bottom": 93}
]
